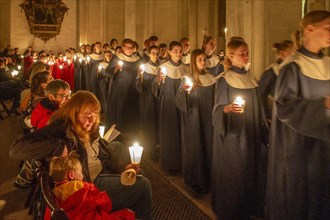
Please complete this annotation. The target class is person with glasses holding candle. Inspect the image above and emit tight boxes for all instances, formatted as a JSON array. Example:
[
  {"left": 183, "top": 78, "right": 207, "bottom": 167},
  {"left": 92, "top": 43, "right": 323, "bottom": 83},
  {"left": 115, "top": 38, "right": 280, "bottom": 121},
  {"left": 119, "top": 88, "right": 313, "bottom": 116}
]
[
  {"left": 266, "top": 10, "right": 330, "bottom": 220},
  {"left": 104, "top": 39, "right": 142, "bottom": 140},
  {"left": 10, "top": 91, "right": 152, "bottom": 220},
  {"left": 212, "top": 38, "right": 269, "bottom": 220}
]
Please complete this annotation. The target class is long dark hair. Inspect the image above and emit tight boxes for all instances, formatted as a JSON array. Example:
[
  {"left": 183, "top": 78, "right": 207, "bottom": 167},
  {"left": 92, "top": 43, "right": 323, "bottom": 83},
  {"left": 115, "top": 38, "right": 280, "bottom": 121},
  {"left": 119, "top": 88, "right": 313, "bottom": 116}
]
[{"left": 189, "top": 49, "right": 205, "bottom": 86}]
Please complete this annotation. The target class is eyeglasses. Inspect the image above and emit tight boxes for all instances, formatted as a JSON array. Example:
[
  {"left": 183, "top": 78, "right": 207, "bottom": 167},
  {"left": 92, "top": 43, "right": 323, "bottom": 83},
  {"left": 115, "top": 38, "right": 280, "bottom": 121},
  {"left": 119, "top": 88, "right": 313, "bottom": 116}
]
[{"left": 54, "top": 93, "right": 71, "bottom": 99}]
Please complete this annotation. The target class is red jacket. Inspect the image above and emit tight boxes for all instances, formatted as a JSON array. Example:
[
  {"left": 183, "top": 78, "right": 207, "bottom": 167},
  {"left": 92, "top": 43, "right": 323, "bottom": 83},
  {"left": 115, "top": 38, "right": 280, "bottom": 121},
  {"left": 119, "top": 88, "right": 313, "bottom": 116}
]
[
  {"left": 31, "top": 98, "right": 58, "bottom": 129},
  {"left": 44, "top": 182, "right": 135, "bottom": 220}
]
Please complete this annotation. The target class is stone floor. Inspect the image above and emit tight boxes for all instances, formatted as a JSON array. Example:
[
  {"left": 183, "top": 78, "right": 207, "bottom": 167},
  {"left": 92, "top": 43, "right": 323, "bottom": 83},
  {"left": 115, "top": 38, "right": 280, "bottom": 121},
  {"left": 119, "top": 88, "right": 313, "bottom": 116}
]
[{"left": 0, "top": 108, "right": 216, "bottom": 220}]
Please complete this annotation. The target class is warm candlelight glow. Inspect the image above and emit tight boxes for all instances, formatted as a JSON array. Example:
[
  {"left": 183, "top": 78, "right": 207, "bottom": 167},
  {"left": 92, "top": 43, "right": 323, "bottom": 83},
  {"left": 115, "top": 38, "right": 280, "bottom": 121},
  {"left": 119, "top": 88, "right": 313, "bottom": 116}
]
[
  {"left": 99, "top": 125, "right": 105, "bottom": 138},
  {"left": 79, "top": 58, "right": 82, "bottom": 63},
  {"left": 98, "top": 65, "right": 102, "bottom": 71},
  {"left": 86, "top": 56, "right": 91, "bottom": 62},
  {"left": 17, "top": 65, "right": 21, "bottom": 70},
  {"left": 160, "top": 67, "right": 167, "bottom": 83},
  {"left": 118, "top": 60, "right": 124, "bottom": 67},
  {"left": 234, "top": 96, "right": 246, "bottom": 113},
  {"left": 68, "top": 60, "right": 71, "bottom": 65},
  {"left": 59, "top": 65, "right": 63, "bottom": 69},
  {"left": 185, "top": 77, "right": 194, "bottom": 94},
  {"left": 73, "top": 55, "right": 77, "bottom": 60},
  {"left": 129, "top": 143, "right": 143, "bottom": 164},
  {"left": 63, "top": 56, "right": 67, "bottom": 62},
  {"left": 139, "top": 64, "right": 145, "bottom": 72},
  {"left": 11, "top": 70, "right": 19, "bottom": 77}
]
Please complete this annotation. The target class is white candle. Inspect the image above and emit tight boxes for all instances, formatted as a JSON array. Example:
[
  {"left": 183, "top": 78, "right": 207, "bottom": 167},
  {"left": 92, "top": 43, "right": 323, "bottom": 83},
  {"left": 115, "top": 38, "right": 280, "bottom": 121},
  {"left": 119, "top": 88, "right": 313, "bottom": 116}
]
[
  {"left": 234, "top": 96, "right": 246, "bottom": 113},
  {"left": 17, "top": 65, "right": 21, "bottom": 70},
  {"left": 118, "top": 60, "right": 124, "bottom": 68},
  {"left": 185, "top": 77, "right": 193, "bottom": 94},
  {"left": 63, "top": 56, "right": 67, "bottom": 62},
  {"left": 98, "top": 65, "right": 102, "bottom": 71},
  {"left": 59, "top": 65, "right": 63, "bottom": 69},
  {"left": 99, "top": 125, "right": 105, "bottom": 138},
  {"left": 67, "top": 60, "right": 71, "bottom": 65},
  {"left": 129, "top": 143, "right": 144, "bottom": 164},
  {"left": 160, "top": 67, "right": 167, "bottom": 83},
  {"left": 139, "top": 64, "right": 145, "bottom": 72},
  {"left": 79, "top": 58, "right": 82, "bottom": 63},
  {"left": 11, "top": 70, "right": 19, "bottom": 77},
  {"left": 73, "top": 55, "right": 77, "bottom": 60},
  {"left": 86, "top": 56, "right": 91, "bottom": 62}
]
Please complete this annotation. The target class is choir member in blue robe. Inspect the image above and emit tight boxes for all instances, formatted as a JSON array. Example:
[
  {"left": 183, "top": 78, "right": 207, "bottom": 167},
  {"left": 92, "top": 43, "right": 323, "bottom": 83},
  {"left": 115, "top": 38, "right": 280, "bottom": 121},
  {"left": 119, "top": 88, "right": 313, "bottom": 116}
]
[
  {"left": 98, "top": 51, "right": 112, "bottom": 112},
  {"left": 266, "top": 10, "right": 330, "bottom": 220},
  {"left": 202, "top": 36, "right": 224, "bottom": 77},
  {"left": 88, "top": 42, "right": 104, "bottom": 106},
  {"left": 258, "top": 40, "right": 293, "bottom": 122},
  {"left": 152, "top": 41, "right": 189, "bottom": 172},
  {"left": 104, "top": 39, "right": 141, "bottom": 138},
  {"left": 176, "top": 49, "right": 215, "bottom": 194},
  {"left": 180, "top": 37, "right": 191, "bottom": 64},
  {"left": 136, "top": 45, "right": 160, "bottom": 161},
  {"left": 212, "top": 39, "right": 269, "bottom": 220}
]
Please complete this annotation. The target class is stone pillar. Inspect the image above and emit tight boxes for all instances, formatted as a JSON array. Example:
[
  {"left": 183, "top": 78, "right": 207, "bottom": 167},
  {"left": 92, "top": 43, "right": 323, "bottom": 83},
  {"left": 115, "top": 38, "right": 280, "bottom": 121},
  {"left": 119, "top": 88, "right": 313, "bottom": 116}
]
[{"left": 125, "top": 0, "right": 136, "bottom": 40}]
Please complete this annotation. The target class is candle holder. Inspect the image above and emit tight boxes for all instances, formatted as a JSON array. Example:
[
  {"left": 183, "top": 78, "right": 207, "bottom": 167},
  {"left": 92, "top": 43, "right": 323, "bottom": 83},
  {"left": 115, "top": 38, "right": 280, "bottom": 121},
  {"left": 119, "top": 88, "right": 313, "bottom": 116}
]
[{"left": 185, "top": 77, "right": 193, "bottom": 94}]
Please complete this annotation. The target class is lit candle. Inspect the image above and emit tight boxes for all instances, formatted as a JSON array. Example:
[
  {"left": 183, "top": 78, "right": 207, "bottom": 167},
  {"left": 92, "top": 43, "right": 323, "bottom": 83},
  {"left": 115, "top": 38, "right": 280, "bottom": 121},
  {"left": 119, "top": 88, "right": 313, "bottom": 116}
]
[
  {"left": 139, "top": 64, "right": 145, "bottom": 73},
  {"left": 79, "top": 58, "right": 82, "bottom": 63},
  {"left": 86, "top": 56, "right": 91, "bottom": 62},
  {"left": 21, "top": 55, "right": 24, "bottom": 58},
  {"left": 63, "top": 56, "right": 67, "bottom": 62},
  {"left": 185, "top": 77, "right": 194, "bottom": 94},
  {"left": 17, "top": 65, "right": 21, "bottom": 70},
  {"left": 233, "top": 96, "right": 246, "bottom": 113},
  {"left": 99, "top": 125, "right": 105, "bottom": 138},
  {"left": 11, "top": 70, "right": 19, "bottom": 77},
  {"left": 160, "top": 67, "right": 167, "bottom": 83},
  {"left": 67, "top": 60, "right": 71, "bottom": 65},
  {"left": 129, "top": 143, "right": 144, "bottom": 164},
  {"left": 118, "top": 60, "right": 124, "bottom": 68},
  {"left": 59, "top": 65, "right": 63, "bottom": 69},
  {"left": 73, "top": 55, "right": 77, "bottom": 60},
  {"left": 98, "top": 65, "right": 102, "bottom": 71}
]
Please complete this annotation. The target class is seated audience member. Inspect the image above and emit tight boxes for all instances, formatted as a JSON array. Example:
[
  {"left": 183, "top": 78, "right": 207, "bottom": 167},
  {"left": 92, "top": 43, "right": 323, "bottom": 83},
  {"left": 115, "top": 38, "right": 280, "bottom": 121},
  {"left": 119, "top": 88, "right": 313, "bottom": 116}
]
[
  {"left": 31, "top": 79, "right": 70, "bottom": 129},
  {"left": 0, "top": 58, "right": 22, "bottom": 115},
  {"left": 10, "top": 91, "right": 152, "bottom": 220},
  {"left": 44, "top": 152, "right": 135, "bottom": 220}
]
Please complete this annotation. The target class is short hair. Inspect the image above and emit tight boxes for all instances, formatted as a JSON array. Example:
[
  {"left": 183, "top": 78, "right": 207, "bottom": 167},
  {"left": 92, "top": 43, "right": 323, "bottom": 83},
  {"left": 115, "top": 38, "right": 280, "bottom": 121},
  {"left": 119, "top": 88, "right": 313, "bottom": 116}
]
[
  {"left": 169, "top": 41, "right": 182, "bottom": 51},
  {"left": 149, "top": 35, "right": 158, "bottom": 42},
  {"left": 122, "top": 38, "right": 134, "bottom": 47},
  {"left": 148, "top": 45, "right": 160, "bottom": 53},
  {"left": 180, "top": 37, "right": 189, "bottom": 43},
  {"left": 159, "top": 43, "right": 167, "bottom": 49},
  {"left": 45, "top": 79, "right": 70, "bottom": 96},
  {"left": 272, "top": 40, "right": 293, "bottom": 53},
  {"left": 49, "top": 151, "right": 81, "bottom": 182}
]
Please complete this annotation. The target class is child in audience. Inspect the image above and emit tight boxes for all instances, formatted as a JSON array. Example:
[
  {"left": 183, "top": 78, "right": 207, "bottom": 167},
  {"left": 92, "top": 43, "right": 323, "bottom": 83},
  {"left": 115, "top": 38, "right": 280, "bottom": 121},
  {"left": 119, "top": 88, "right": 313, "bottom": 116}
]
[
  {"left": 45, "top": 151, "right": 135, "bottom": 220},
  {"left": 31, "top": 79, "right": 70, "bottom": 129}
]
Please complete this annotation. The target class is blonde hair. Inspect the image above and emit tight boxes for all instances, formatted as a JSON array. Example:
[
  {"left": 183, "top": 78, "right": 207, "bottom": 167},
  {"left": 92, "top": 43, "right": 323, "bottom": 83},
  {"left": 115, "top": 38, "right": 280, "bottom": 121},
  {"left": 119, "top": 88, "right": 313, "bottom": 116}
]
[
  {"left": 224, "top": 39, "right": 248, "bottom": 70},
  {"left": 293, "top": 10, "right": 330, "bottom": 48},
  {"left": 50, "top": 91, "right": 101, "bottom": 143},
  {"left": 49, "top": 151, "right": 81, "bottom": 182}
]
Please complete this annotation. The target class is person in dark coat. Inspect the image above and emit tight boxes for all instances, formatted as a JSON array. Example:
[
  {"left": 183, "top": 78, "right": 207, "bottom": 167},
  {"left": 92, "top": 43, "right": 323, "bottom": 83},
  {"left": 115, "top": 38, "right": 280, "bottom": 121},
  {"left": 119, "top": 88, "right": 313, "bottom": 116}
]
[
  {"left": 88, "top": 42, "right": 104, "bottom": 104},
  {"left": 152, "top": 41, "right": 189, "bottom": 173},
  {"left": 136, "top": 45, "right": 160, "bottom": 160},
  {"left": 212, "top": 39, "right": 268, "bottom": 220},
  {"left": 10, "top": 91, "right": 152, "bottom": 220},
  {"left": 266, "top": 10, "right": 330, "bottom": 220},
  {"left": 258, "top": 40, "right": 293, "bottom": 123},
  {"left": 176, "top": 49, "right": 215, "bottom": 194}
]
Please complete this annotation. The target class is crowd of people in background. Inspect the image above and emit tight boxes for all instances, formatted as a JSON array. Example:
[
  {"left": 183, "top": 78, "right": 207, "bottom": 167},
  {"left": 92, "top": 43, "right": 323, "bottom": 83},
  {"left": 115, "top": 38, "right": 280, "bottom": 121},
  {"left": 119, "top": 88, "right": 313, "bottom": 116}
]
[{"left": 1, "top": 9, "right": 329, "bottom": 220}]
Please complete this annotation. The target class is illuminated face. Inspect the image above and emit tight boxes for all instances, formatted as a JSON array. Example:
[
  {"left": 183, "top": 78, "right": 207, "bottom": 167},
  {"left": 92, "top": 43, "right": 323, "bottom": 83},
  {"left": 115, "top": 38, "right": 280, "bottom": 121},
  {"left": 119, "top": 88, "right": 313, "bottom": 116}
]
[
  {"left": 94, "top": 44, "right": 102, "bottom": 53},
  {"left": 77, "top": 105, "right": 98, "bottom": 131},
  {"left": 50, "top": 88, "right": 71, "bottom": 107},
  {"left": 310, "top": 18, "right": 330, "bottom": 49},
  {"left": 122, "top": 43, "right": 134, "bottom": 56},
  {"left": 149, "top": 48, "right": 160, "bottom": 63},
  {"left": 160, "top": 47, "right": 168, "bottom": 57},
  {"left": 74, "top": 163, "right": 83, "bottom": 181},
  {"left": 111, "top": 41, "right": 118, "bottom": 49},
  {"left": 168, "top": 46, "right": 183, "bottom": 63},
  {"left": 230, "top": 45, "right": 249, "bottom": 68},
  {"left": 181, "top": 40, "right": 190, "bottom": 54},
  {"left": 204, "top": 39, "right": 217, "bottom": 54},
  {"left": 196, "top": 53, "right": 206, "bottom": 71}
]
